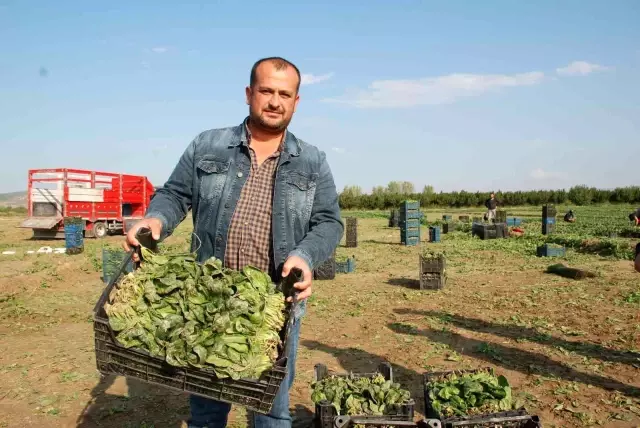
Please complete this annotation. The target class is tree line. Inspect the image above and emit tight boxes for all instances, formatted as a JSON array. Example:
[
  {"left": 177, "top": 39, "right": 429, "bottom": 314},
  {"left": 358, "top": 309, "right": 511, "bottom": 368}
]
[{"left": 338, "top": 183, "right": 640, "bottom": 210}]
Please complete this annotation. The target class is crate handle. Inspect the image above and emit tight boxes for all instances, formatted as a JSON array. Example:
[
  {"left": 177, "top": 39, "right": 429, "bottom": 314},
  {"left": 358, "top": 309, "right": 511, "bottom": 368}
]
[
  {"left": 334, "top": 417, "right": 441, "bottom": 428},
  {"left": 281, "top": 267, "right": 302, "bottom": 359}
]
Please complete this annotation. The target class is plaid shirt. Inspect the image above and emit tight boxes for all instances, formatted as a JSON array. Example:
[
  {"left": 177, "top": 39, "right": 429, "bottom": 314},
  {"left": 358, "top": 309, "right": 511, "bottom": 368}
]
[{"left": 224, "top": 127, "right": 283, "bottom": 274}]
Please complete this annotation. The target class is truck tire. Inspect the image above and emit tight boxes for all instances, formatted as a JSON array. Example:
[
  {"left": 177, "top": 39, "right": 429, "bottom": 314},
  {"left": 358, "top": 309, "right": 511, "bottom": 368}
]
[{"left": 93, "top": 222, "right": 107, "bottom": 239}]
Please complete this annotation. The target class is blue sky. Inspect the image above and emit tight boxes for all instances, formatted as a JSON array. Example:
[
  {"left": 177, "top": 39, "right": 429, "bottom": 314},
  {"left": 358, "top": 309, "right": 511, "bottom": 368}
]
[{"left": 1, "top": 0, "right": 639, "bottom": 194}]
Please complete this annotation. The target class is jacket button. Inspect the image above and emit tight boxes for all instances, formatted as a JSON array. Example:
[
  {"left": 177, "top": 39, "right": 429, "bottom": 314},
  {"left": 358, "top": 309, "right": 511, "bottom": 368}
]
[{"left": 237, "top": 172, "right": 243, "bottom": 178}]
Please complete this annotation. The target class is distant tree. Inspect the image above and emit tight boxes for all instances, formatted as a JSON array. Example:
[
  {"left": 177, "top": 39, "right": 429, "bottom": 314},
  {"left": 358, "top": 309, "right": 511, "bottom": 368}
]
[
  {"left": 386, "top": 181, "right": 402, "bottom": 195},
  {"left": 372, "top": 186, "right": 386, "bottom": 196},
  {"left": 400, "top": 181, "right": 415, "bottom": 195}
]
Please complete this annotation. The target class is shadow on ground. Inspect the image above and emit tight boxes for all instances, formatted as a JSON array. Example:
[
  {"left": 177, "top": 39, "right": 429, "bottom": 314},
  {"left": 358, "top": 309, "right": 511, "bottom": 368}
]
[
  {"left": 361, "top": 240, "right": 403, "bottom": 246},
  {"left": 385, "top": 278, "right": 421, "bottom": 289},
  {"left": 387, "top": 315, "right": 640, "bottom": 398},
  {"left": 394, "top": 309, "right": 640, "bottom": 367},
  {"left": 76, "top": 374, "right": 188, "bottom": 427}
]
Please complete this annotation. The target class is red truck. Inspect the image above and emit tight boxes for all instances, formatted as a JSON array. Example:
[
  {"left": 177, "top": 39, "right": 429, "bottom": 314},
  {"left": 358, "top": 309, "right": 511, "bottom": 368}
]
[{"left": 20, "top": 168, "right": 155, "bottom": 239}]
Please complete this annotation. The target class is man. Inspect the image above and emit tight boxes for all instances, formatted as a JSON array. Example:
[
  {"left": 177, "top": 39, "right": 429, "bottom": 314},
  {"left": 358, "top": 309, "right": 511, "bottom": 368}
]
[
  {"left": 123, "top": 57, "right": 344, "bottom": 428},
  {"left": 484, "top": 192, "right": 500, "bottom": 222},
  {"left": 564, "top": 209, "right": 576, "bottom": 223}
]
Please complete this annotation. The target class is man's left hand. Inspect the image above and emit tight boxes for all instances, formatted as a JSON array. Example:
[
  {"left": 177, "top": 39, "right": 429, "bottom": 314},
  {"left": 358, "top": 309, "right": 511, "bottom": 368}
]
[{"left": 282, "top": 255, "right": 313, "bottom": 302}]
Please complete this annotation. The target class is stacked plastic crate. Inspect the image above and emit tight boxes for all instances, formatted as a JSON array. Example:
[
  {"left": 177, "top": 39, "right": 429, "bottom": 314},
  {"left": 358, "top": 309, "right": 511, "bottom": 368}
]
[
  {"left": 542, "top": 204, "right": 556, "bottom": 235},
  {"left": 419, "top": 253, "right": 446, "bottom": 289},
  {"left": 389, "top": 209, "right": 400, "bottom": 227},
  {"left": 429, "top": 226, "right": 441, "bottom": 243},
  {"left": 314, "top": 252, "right": 336, "bottom": 280},
  {"left": 400, "top": 201, "right": 421, "bottom": 246},
  {"left": 345, "top": 217, "right": 357, "bottom": 248}
]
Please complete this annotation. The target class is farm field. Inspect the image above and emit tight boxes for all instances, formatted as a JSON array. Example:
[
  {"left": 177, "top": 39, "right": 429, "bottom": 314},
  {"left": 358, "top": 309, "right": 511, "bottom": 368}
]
[{"left": 0, "top": 205, "right": 639, "bottom": 428}]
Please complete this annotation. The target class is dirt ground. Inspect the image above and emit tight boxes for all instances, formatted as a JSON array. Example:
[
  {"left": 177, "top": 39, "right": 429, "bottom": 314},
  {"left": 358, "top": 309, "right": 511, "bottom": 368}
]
[{"left": 0, "top": 214, "right": 639, "bottom": 428}]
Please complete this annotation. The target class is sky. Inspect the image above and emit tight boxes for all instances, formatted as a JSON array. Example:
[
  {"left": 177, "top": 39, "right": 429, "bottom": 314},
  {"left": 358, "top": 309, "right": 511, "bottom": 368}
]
[{"left": 1, "top": 0, "right": 639, "bottom": 194}]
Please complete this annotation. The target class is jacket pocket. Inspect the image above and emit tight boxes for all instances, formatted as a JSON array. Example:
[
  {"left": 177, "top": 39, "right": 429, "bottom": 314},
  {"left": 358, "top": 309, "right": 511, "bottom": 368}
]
[
  {"left": 286, "top": 171, "right": 318, "bottom": 224},
  {"left": 197, "top": 158, "right": 230, "bottom": 202}
]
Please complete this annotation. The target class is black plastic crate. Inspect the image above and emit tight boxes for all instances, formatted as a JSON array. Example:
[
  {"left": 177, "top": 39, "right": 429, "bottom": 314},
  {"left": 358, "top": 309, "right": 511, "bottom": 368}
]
[
  {"left": 93, "top": 252, "right": 300, "bottom": 414},
  {"left": 314, "top": 363, "right": 415, "bottom": 428},
  {"left": 441, "top": 411, "right": 541, "bottom": 428},
  {"left": 472, "top": 223, "right": 508, "bottom": 240},
  {"left": 346, "top": 217, "right": 358, "bottom": 248},
  {"left": 314, "top": 255, "right": 337, "bottom": 280},
  {"left": 420, "top": 254, "right": 446, "bottom": 273},
  {"left": 389, "top": 210, "right": 400, "bottom": 227},
  {"left": 332, "top": 416, "right": 540, "bottom": 428},
  {"left": 442, "top": 223, "right": 451, "bottom": 234},
  {"left": 334, "top": 416, "right": 440, "bottom": 428},
  {"left": 423, "top": 368, "right": 533, "bottom": 427},
  {"left": 458, "top": 215, "right": 470, "bottom": 222},
  {"left": 420, "top": 272, "right": 445, "bottom": 290},
  {"left": 495, "top": 223, "right": 508, "bottom": 238}
]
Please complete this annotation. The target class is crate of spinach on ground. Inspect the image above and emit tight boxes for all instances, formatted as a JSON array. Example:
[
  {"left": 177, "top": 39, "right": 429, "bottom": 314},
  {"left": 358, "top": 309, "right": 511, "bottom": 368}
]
[
  {"left": 311, "top": 362, "right": 415, "bottom": 428},
  {"left": 423, "top": 368, "right": 541, "bottom": 427},
  {"left": 93, "top": 245, "right": 301, "bottom": 414}
]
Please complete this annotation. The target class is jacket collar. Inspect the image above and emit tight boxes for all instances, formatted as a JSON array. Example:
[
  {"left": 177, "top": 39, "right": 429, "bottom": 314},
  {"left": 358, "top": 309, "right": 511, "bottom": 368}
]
[{"left": 231, "top": 116, "right": 301, "bottom": 157}]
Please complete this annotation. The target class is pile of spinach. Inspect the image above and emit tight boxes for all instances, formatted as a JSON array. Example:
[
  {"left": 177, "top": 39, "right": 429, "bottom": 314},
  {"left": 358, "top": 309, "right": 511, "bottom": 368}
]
[
  {"left": 104, "top": 247, "right": 286, "bottom": 380},
  {"left": 426, "top": 369, "right": 513, "bottom": 418},
  {"left": 311, "top": 372, "right": 411, "bottom": 416}
]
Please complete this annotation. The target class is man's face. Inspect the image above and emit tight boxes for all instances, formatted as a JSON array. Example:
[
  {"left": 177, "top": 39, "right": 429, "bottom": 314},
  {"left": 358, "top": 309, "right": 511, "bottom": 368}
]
[
  {"left": 490, "top": 193, "right": 495, "bottom": 199},
  {"left": 246, "top": 62, "right": 300, "bottom": 133}
]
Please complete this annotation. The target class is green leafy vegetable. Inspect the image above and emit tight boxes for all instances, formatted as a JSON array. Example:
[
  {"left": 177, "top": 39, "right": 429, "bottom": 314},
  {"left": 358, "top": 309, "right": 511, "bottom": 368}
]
[
  {"left": 310, "top": 372, "right": 411, "bottom": 417},
  {"left": 104, "top": 247, "right": 286, "bottom": 380},
  {"left": 426, "top": 369, "right": 514, "bottom": 418}
]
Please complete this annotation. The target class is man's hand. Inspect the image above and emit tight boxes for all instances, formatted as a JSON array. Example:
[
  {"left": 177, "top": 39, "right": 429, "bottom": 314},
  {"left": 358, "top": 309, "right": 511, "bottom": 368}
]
[
  {"left": 122, "top": 218, "right": 163, "bottom": 262},
  {"left": 282, "top": 255, "right": 312, "bottom": 302}
]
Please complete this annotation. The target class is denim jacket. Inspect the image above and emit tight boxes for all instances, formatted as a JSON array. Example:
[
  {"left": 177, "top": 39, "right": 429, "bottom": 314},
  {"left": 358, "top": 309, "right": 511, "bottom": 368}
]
[{"left": 144, "top": 118, "right": 344, "bottom": 316}]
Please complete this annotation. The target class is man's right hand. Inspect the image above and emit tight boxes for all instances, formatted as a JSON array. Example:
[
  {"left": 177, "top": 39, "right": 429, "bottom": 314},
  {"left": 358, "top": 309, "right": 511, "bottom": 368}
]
[{"left": 123, "top": 218, "right": 163, "bottom": 262}]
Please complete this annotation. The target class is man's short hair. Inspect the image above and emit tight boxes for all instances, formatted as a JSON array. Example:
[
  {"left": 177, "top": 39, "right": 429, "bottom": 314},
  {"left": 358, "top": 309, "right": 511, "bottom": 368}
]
[
  {"left": 631, "top": 213, "right": 637, "bottom": 222},
  {"left": 250, "top": 57, "right": 301, "bottom": 92}
]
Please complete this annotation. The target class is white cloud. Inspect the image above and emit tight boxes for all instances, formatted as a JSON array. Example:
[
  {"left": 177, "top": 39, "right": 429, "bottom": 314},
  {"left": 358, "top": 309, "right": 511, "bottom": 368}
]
[
  {"left": 530, "top": 168, "right": 568, "bottom": 180},
  {"left": 151, "top": 46, "right": 169, "bottom": 54},
  {"left": 301, "top": 72, "right": 334, "bottom": 86},
  {"left": 323, "top": 71, "right": 544, "bottom": 108},
  {"left": 331, "top": 147, "right": 346, "bottom": 154},
  {"left": 556, "top": 61, "right": 611, "bottom": 76}
]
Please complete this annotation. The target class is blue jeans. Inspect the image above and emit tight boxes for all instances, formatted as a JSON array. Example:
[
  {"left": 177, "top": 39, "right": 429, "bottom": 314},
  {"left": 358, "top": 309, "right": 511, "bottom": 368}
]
[{"left": 188, "top": 314, "right": 302, "bottom": 428}]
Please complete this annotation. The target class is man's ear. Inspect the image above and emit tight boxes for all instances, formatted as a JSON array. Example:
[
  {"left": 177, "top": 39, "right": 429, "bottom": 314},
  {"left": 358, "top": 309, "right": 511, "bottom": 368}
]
[{"left": 245, "top": 86, "right": 252, "bottom": 105}]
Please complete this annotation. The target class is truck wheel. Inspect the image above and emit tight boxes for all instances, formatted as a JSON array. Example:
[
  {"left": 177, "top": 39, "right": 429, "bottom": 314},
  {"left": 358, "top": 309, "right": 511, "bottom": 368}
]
[{"left": 93, "top": 222, "right": 107, "bottom": 239}]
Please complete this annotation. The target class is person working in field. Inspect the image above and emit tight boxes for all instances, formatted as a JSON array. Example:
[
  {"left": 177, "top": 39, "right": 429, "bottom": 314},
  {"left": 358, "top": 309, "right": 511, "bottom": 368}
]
[
  {"left": 123, "top": 57, "right": 344, "bottom": 428},
  {"left": 629, "top": 208, "right": 640, "bottom": 226},
  {"left": 564, "top": 210, "right": 576, "bottom": 223},
  {"left": 484, "top": 193, "right": 500, "bottom": 222}
]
